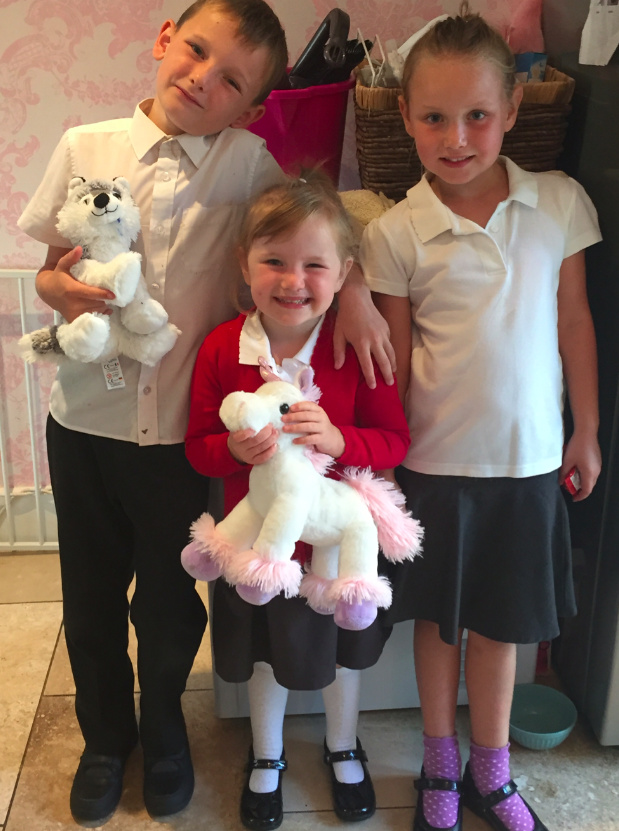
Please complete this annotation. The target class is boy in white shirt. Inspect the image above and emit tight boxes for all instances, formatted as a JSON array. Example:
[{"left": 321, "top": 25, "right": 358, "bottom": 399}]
[{"left": 18, "top": 2, "right": 288, "bottom": 824}]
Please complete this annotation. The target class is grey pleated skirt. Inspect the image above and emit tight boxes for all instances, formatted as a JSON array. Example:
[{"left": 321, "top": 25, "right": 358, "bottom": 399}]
[
  {"left": 383, "top": 467, "right": 576, "bottom": 645},
  {"left": 211, "top": 576, "right": 393, "bottom": 691}
]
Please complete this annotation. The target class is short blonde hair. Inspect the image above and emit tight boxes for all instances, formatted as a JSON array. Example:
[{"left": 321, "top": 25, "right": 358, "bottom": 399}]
[
  {"left": 234, "top": 169, "right": 355, "bottom": 311},
  {"left": 401, "top": 1, "right": 516, "bottom": 103}
]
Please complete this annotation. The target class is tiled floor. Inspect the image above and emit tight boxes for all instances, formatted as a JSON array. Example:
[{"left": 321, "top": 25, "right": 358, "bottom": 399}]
[{"left": 1, "top": 552, "right": 619, "bottom": 831}]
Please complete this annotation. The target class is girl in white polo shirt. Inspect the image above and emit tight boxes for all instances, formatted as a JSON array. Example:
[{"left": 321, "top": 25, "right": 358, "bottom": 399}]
[{"left": 360, "top": 6, "right": 602, "bottom": 831}]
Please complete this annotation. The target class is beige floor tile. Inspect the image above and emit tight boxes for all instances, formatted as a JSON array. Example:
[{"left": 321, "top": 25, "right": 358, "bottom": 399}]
[
  {"left": 0, "top": 601, "right": 63, "bottom": 825},
  {"left": 0, "top": 552, "right": 61, "bottom": 603},
  {"left": 6, "top": 690, "right": 251, "bottom": 831},
  {"left": 8, "top": 682, "right": 619, "bottom": 831},
  {"left": 278, "top": 806, "right": 414, "bottom": 829}
]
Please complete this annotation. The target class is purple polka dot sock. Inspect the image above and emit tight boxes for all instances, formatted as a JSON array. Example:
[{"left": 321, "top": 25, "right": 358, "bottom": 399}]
[
  {"left": 469, "top": 742, "right": 534, "bottom": 831},
  {"left": 420, "top": 734, "right": 461, "bottom": 829}
]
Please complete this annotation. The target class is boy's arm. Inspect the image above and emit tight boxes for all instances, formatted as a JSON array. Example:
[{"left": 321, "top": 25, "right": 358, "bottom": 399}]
[
  {"left": 334, "top": 262, "right": 396, "bottom": 390},
  {"left": 36, "top": 245, "right": 115, "bottom": 321},
  {"left": 339, "top": 366, "right": 410, "bottom": 470},
  {"left": 557, "top": 249, "right": 601, "bottom": 501},
  {"left": 372, "top": 293, "right": 412, "bottom": 405}
]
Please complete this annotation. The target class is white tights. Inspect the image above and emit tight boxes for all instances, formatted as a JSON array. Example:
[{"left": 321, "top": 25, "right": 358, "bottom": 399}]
[{"left": 247, "top": 662, "right": 364, "bottom": 793}]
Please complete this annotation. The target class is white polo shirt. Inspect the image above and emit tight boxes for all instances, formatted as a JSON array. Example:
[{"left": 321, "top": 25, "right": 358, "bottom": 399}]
[
  {"left": 18, "top": 101, "right": 284, "bottom": 445},
  {"left": 360, "top": 158, "right": 601, "bottom": 477}
]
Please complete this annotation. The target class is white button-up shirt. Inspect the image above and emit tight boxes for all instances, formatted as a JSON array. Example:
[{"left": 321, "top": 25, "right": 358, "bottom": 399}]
[{"left": 18, "top": 101, "right": 284, "bottom": 445}]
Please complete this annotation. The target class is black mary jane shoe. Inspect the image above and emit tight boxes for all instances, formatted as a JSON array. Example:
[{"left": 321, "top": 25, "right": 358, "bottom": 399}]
[
  {"left": 413, "top": 766, "right": 463, "bottom": 831},
  {"left": 462, "top": 763, "right": 549, "bottom": 831},
  {"left": 323, "top": 737, "right": 376, "bottom": 822},
  {"left": 240, "top": 746, "right": 287, "bottom": 831}
]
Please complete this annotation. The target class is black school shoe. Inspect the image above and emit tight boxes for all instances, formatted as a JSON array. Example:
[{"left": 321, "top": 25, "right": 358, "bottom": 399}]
[
  {"left": 462, "top": 763, "right": 549, "bottom": 831},
  {"left": 413, "top": 766, "right": 463, "bottom": 831},
  {"left": 240, "top": 746, "right": 287, "bottom": 830},
  {"left": 323, "top": 738, "right": 376, "bottom": 822},
  {"left": 143, "top": 746, "right": 194, "bottom": 818},
  {"left": 70, "top": 751, "right": 129, "bottom": 827}
]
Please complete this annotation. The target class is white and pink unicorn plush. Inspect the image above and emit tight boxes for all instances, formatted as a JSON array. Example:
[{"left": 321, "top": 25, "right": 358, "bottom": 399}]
[{"left": 181, "top": 363, "right": 423, "bottom": 630}]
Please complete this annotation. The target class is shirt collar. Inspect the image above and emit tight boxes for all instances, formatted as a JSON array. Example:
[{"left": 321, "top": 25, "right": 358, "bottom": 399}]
[
  {"left": 406, "top": 156, "right": 539, "bottom": 243},
  {"left": 239, "top": 310, "right": 324, "bottom": 374},
  {"left": 130, "top": 100, "right": 214, "bottom": 166}
]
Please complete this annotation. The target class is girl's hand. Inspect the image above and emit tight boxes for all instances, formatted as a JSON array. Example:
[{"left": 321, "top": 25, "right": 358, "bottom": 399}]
[
  {"left": 227, "top": 425, "right": 278, "bottom": 466},
  {"left": 560, "top": 430, "right": 602, "bottom": 501},
  {"left": 281, "top": 402, "right": 345, "bottom": 459}
]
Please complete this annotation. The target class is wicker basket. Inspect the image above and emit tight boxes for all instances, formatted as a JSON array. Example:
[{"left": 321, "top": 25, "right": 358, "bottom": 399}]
[{"left": 354, "top": 66, "right": 575, "bottom": 202}]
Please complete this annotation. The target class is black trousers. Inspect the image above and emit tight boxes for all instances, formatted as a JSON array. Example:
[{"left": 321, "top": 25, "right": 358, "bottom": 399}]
[{"left": 46, "top": 416, "right": 210, "bottom": 758}]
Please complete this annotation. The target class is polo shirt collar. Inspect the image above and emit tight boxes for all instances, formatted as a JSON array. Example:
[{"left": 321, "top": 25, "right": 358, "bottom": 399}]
[
  {"left": 407, "top": 156, "right": 539, "bottom": 243},
  {"left": 502, "top": 156, "right": 539, "bottom": 209},
  {"left": 130, "top": 100, "right": 214, "bottom": 166},
  {"left": 239, "top": 310, "right": 323, "bottom": 378}
]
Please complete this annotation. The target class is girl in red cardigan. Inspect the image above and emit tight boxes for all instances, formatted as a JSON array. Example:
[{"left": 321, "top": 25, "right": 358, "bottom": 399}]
[{"left": 184, "top": 171, "right": 410, "bottom": 830}]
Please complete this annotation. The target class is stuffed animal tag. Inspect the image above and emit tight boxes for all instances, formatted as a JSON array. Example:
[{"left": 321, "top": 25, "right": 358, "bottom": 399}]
[{"left": 102, "top": 357, "right": 125, "bottom": 390}]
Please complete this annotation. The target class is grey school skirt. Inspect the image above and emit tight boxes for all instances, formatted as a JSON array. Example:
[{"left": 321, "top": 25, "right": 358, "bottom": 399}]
[
  {"left": 211, "top": 577, "right": 393, "bottom": 691},
  {"left": 384, "top": 467, "right": 576, "bottom": 645}
]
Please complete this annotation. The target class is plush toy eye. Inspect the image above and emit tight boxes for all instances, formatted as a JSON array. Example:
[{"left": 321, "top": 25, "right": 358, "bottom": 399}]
[
  {"left": 112, "top": 189, "right": 121, "bottom": 199},
  {"left": 84, "top": 198, "right": 90, "bottom": 205},
  {"left": 279, "top": 403, "right": 290, "bottom": 415}
]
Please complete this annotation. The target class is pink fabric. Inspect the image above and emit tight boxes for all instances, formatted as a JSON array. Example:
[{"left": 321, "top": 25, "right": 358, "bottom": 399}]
[
  {"left": 227, "top": 549, "right": 303, "bottom": 597},
  {"left": 422, "top": 734, "right": 461, "bottom": 829},
  {"left": 505, "top": 0, "right": 544, "bottom": 54},
  {"left": 342, "top": 467, "right": 424, "bottom": 561},
  {"left": 469, "top": 742, "right": 535, "bottom": 831}
]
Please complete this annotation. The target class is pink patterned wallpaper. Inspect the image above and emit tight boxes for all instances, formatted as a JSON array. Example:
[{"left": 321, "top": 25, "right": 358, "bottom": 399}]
[{"left": 0, "top": 0, "right": 530, "bottom": 490}]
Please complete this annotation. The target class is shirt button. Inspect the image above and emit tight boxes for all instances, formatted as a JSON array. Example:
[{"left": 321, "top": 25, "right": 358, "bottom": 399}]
[
  {"left": 151, "top": 283, "right": 160, "bottom": 290},
  {"left": 162, "top": 172, "right": 170, "bottom": 181},
  {"left": 143, "top": 386, "right": 151, "bottom": 395},
  {"left": 156, "top": 225, "right": 164, "bottom": 234}
]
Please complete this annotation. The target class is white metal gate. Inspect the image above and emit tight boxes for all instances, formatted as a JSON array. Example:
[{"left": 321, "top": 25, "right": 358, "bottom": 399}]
[{"left": 0, "top": 269, "right": 58, "bottom": 551}]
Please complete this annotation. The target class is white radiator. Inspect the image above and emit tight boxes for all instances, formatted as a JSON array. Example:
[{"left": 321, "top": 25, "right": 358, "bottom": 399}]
[{"left": 0, "top": 270, "right": 58, "bottom": 551}]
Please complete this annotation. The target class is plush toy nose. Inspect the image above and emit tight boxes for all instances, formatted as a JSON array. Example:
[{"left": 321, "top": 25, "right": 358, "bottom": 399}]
[{"left": 93, "top": 193, "right": 110, "bottom": 209}]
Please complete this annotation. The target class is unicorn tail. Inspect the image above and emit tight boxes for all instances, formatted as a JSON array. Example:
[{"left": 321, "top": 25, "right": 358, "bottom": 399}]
[{"left": 342, "top": 467, "right": 424, "bottom": 562}]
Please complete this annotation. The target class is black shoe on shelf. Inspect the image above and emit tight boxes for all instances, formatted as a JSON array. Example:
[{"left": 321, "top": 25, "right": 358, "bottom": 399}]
[
  {"left": 143, "top": 746, "right": 194, "bottom": 819},
  {"left": 69, "top": 751, "right": 127, "bottom": 827},
  {"left": 240, "top": 746, "right": 287, "bottom": 830},
  {"left": 323, "top": 737, "right": 376, "bottom": 822}
]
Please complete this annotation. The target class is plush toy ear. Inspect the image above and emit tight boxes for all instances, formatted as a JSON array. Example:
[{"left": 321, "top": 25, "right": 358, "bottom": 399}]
[
  {"left": 67, "top": 177, "right": 86, "bottom": 195},
  {"left": 258, "top": 356, "right": 280, "bottom": 383},
  {"left": 113, "top": 177, "right": 131, "bottom": 194},
  {"left": 297, "top": 366, "right": 315, "bottom": 393}
]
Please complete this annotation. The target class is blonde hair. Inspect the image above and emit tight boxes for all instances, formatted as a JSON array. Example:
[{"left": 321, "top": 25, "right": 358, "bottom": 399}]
[
  {"left": 234, "top": 169, "right": 355, "bottom": 312},
  {"left": 401, "top": 1, "right": 516, "bottom": 103}
]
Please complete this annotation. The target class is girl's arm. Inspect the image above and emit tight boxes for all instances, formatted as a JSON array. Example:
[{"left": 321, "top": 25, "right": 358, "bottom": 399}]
[
  {"left": 371, "top": 293, "right": 412, "bottom": 405},
  {"left": 185, "top": 337, "right": 276, "bottom": 477},
  {"left": 557, "top": 249, "right": 601, "bottom": 500},
  {"left": 334, "top": 263, "right": 396, "bottom": 389}
]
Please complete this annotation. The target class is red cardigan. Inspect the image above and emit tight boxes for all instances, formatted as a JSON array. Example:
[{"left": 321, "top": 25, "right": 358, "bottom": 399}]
[{"left": 185, "top": 312, "right": 411, "bottom": 516}]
